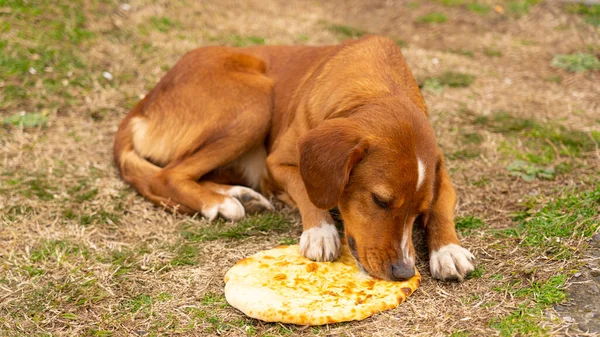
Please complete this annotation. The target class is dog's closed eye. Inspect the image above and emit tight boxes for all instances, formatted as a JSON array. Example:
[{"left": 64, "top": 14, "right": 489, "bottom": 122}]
[{"left": 371, "top": 193, "right": 391, "bottom": 209}]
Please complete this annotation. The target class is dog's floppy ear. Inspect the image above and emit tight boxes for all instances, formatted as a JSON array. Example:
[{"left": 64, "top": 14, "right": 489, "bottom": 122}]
[{"left": 299, "top": 119, "right": 369, "bottom": 210}]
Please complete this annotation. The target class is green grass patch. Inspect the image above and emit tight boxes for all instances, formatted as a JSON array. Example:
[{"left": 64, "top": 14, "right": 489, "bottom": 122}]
[
  {"left": 507, "top": 0, "right": 542, "bottom": 17},
  {"left": 22, "top": 265, "right": 45, "bottom": 277},
  {"left": 448, "top": 148, "right": 481, "bottom": 160},
  {"left": 417, "top": 12, "right": 448, "bottom": 24},
  {"left": 565, "top": 3, "right": 600, "bottom": 27},
  {"left": 463, "top": 132, "right": 484, "bottom": 144},
  {"left": 122, "top": 292, "right": 174, "bottom": 315},
  {"left": 326, "top": 24, "right": 367, "bottom": 39},
  {"left": 421, "top": 78, "right": 444, "bottom": 94},
  {"left": 466, "top": 266, "right": 485, "bottom": 280},
  {"left": 229, "top": 35, "right": 266, "bottom": 47},
  {"left": 149, "top": 16, "right": 177, "bottom": 33},
  {"left": 68, "top": 179, "right": 99, "bottom": 202},
  {"left": 475, "top": 110, "right": 599, "bottom": 165},
  {"left": 200, "top": 292, "right": 227, "bottom": 308},
  {"left": 514, "top": 274, "right": 567, "bottom": 305},
  {"left": 551, "top": 53, "right": 600, "bottom": 72},
  {"left": 181, "top": 213, "right": 293, "bottom": 242},
  {"left": 104, "top": 249, "right": 136, "bottom": 277},
  {"left": 456, "top": 215, "right": 485, "bottom": 233},
  {"left": 474, "top": 111, "right": 535, "bottom": 133},
  {"left": 421, "top": 71, "right": 474, "bottom": 93},
  {"left": 3, "top": 176, "right": 57, "bottom": 201},
  {"left": 395, "top": 39, "right": 407, "bottom": 47},
  {"left": 2, "top": 111, "right": 49, "bottom": 128},
  {"left": 506, "top": 160, "right": 555, "bottom": 181},
  {"left": 508, "top": 186, "right": 600, "bottom": 259},
  {"left": 3, "top": 205, "right": 35, "bottom": 222},
  {"left": 30, "top": 240, "right": 89, "bottom": 262},
  {"left": 483, "top": 47, "right": 503, "bottom": 57},
  {"left": 125, "top": 294, "right": 153, "bottom": 313},
  {"left": 427, "top": 71, "right": 475, "bottom": 88},
  {"left": 0, "top": 0, "right": 95, "bottom": 110},
  {"left": 437, "top": 0, "right": 466, "bottom": 6},
  {"left": 491, "top": 304, "right": 547, "bottom": 336},
  {"left": 170, "top": 244, "right": 199, "bottom": 266},
  {"left": 63, "top": 208, "right": 122, "bottom": 227},
  {"left": 491, "top": 275, "right": 567, "bottom": 336},
  {"left": 278, "top": 237, "right": 298, "bottom": 245},
  {"left": 449, "top": 131, "right": 484, "bottom": 160},
  {"left": 467, "top": 3, "right": 491, "bottom": 15}
]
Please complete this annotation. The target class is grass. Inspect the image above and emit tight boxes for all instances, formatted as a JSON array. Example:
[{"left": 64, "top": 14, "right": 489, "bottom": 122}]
[
  {"left": 565, "top": 3, "right": 600, "bottom": 26},
  {"left": 448, "top": 148, "right": 481, "bottom": 160},
  {"left": 0, "top": 0, "right": 95, "bottom": 111},
  {"left": 449, "top": 131, "right": 484, "bottom": 160},
  {"left": 417, "top": 13, "right": 448, "bottom": 24},
  {"left": 474, "top": 110, "right": 600, "bottom": 165},
  {"left": 505, "top": 185, "right": 600, "bottom": 259},
  {"left": 437, "top": 0, "right": 490, "bottom": 14},
  {"left": 326, "top": 23, "right": 367, "bottom": 39},
  {"left": 551, "top": 53, "right": 600, "bottom": 72},
  {"left": 180, "top": 213, "right": 293, "bottom": 242},
  {"left": 229, "top": 35, "right": 266, "bottom": 47},
  {"left": 422, "top": 78, "right": 444, "bottom": 94},
  {"left": 426, "top": 71, "right": 475, "bottom": 88},
  {"left": 1, "top": 175, "right": 56, "bottom": 201},
  {"left": 506, "top": 160, "right": 555, "bottom": 181},
  {"left": 474, "top": 111, "right": 535, "bottom": 133},
  {"left": 507, "top": 0, "right": 542, "bottom": 17},
  {"left": 437, "top": 0, "right": 466, "bottom": 6},
  {"left": 170, "top": 243, "right": 199, "bottom": 266},
  {"left": 421, "top": 71, "right": 475, "bottom": 94},
  {"left": 467, "top": 3, "right": 491, "bottom": 15},
  {"left": 483, "top": 47, "right": 503, "bottom": 57},
  {"left": 30, "top": 239, "right": 89, "bottom": 262},
  {"left": 492, "top": 275, "right": 568, "bottom": 336},
  {"left": 466, "top": 266, "right": 485, "bottom": 280},
  {"left": 2, "top": 111, "right": 49, "bottom": 128},
  {"left": 455, "top": 215, "right": 485, "bottom": 235},
  {"left": 149, "top": 16, "right": 178, "bottom": 33}
]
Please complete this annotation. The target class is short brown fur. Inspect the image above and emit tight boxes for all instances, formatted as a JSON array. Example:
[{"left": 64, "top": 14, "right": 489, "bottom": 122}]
[{"left": 114, "top": 35, "right": 473, "bottom": 281}]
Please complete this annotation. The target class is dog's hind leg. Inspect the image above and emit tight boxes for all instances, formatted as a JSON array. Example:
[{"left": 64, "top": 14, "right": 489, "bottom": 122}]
[
  {"left": 115, "top": 50, "right": 274, "bottom": 220},
  {"left": 147, "top": 115, "right": 271, "bottom": 220}
]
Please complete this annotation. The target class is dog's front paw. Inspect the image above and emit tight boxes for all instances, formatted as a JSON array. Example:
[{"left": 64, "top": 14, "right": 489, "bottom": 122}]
[
  {"left": 430, "top": 244, "right": 475, "bottom": 281},
  {"left": 299, "top": 223, "right": 341, "bottom": 262}
]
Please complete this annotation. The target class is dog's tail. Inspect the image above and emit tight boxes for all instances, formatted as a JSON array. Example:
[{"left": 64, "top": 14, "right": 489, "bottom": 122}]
[{"left": 113, "top": 99, "right": 161, "bottom": 199}]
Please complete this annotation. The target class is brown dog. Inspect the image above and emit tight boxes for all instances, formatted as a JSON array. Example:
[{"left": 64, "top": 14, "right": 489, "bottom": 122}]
[{"left": 114, "top": 35, "right": 475, "bottom": 281}]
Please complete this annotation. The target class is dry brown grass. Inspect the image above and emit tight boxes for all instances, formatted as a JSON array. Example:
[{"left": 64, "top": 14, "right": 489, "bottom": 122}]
[{"left": 1, "top": 0, "right": 599, "bottom": 336}]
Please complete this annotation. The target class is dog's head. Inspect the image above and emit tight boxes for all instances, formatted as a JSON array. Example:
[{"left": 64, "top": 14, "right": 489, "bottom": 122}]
[{"left": 299, "top": 100, "right": 439, "bottom": 281}]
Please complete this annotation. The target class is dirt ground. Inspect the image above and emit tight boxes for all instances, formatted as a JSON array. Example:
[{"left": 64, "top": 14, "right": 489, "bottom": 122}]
[{"left": 1, "top": 0, "right": 599, "bottom": 336}]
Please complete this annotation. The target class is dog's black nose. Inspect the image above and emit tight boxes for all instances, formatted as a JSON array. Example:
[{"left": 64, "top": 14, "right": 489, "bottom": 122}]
[{"left": 391, "top": 261, "right": 415, "bottom": 280}]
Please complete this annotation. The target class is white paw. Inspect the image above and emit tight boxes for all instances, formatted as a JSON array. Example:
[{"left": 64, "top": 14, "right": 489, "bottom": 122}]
[
  {"left": 430, "top": 244, "right": 476, "bottom": 281},
  {"left": 222, "top": 186, "right": 274, "bottom": 213},
  {"left": 299, "top": 223, "right": 341, "bottom": 262},
  {"left": 201, "top": 197, "right": 245, "bottom": 221}
]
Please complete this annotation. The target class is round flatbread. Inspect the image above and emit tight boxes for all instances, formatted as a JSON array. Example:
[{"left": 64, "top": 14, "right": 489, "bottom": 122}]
[{"left": 224, "top": 243, "right": 420, "bottom": 325}]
